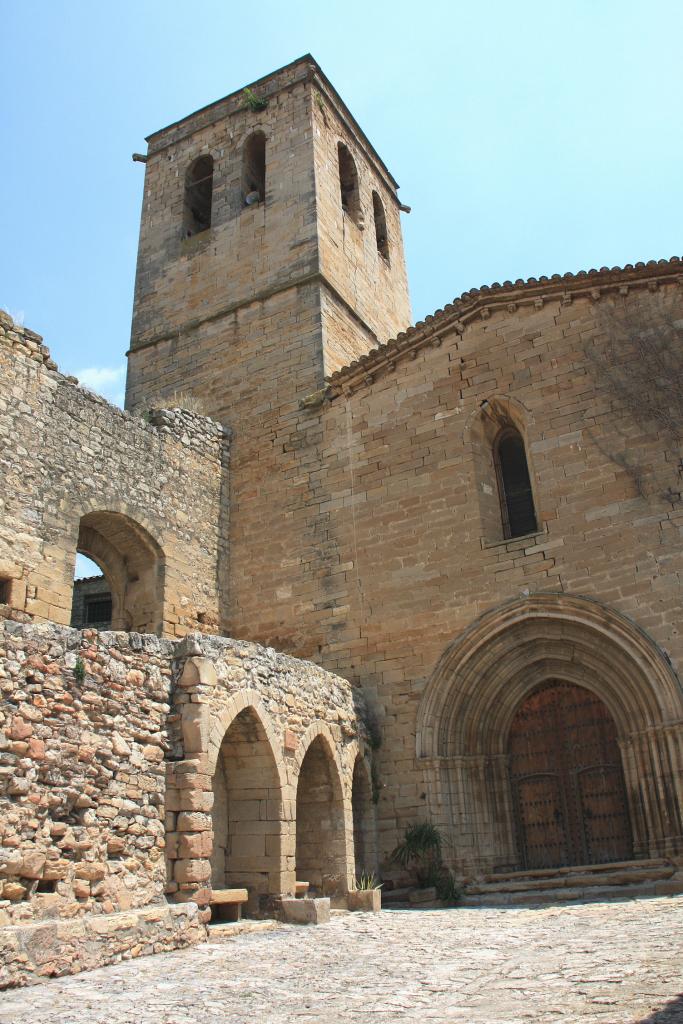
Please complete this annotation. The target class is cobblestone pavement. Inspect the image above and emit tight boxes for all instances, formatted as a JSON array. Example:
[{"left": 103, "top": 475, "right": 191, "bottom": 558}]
[{"left": 2, "top": 897, "right": 683, "bottom": 1024}]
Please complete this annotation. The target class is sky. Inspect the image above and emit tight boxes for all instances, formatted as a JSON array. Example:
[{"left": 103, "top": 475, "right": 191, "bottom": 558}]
[{"left": 2, "top": 0, "right": 683, "bottom": 415}]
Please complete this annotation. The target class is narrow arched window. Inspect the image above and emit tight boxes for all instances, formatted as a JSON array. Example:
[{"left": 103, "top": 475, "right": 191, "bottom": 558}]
[
  {"left": 184, "top": 155, "right": 213, "bottom": 236},
  {"left": 372, "top": 191, "right": 389, "bottom": 260},
  {"left": 242, "top": 131, "right": 266, "bottom": 206},
  {"left": 338, "top": 142, "right": 360, "bottom": 223},
  {"left": 494, "top": 427, "right": 537, "bottom": 538}
]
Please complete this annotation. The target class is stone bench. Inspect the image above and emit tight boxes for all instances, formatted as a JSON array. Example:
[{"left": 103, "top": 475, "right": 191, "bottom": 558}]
[{"left": 209, "top": 887, "right": 249, "bottom": 923}]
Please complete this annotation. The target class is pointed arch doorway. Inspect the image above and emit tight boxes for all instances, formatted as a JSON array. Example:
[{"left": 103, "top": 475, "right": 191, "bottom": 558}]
[{"left": 509, "top": 680, "right": 633, "bottom": 870}]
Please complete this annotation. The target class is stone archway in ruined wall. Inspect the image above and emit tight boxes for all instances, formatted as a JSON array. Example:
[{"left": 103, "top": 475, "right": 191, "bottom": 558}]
[
  {"left": 416, "top": 594, "right": 683, "bottom": 877},
  {"left": 165, "top": 651, "right": 363, "bottom": 916},
  {"left": 291, "top": 723, "right": 355, "bottom": 896},
  {"left": 74, "top": 509, "right": 165, "bottom": 635}
]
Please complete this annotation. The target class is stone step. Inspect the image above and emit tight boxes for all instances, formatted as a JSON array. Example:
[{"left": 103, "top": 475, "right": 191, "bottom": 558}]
[
  {"left": 380, "top": 887, "right": 412, "bottom": 905},
  {"left": 470, "top": 861, "right": 675, "bottom": 896},
  {"left": 483, "top": 858, "right": 671, "bottom": 884},
  {"left": 461, "top": 876, "right": 683, "bottom": 908},
  {"left": 206, "top": 919, "right": 281, "bottom": 940}
]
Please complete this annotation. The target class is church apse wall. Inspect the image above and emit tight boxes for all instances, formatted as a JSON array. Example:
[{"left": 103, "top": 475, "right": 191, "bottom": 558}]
[{"left": 313, "top": 261, "right": 683, "bottom": 875}]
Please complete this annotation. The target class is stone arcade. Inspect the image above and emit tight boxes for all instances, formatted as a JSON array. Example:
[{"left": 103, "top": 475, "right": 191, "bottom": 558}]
[{"left": 2, "top": 55, "right": 683, "bottom": 985}]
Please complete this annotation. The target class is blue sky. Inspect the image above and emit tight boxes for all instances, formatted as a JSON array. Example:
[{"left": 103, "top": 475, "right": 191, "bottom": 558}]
[{"left": 2, "top": 0, "right": 682, "bottom": 410}]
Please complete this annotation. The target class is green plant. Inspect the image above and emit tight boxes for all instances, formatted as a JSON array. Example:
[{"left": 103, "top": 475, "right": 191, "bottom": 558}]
[
  {"left": 73, "top": 656, "right": 85, "bottom": 683},
  {"left": 435, "top": 870, "right": 462, "bottom": 906},
  {"left": 391, "top": 822, "right": 444, "bottom": 888},
  {"left": 354, "top": 872, "right": 382, "bottom": 891},
  {"left": 243, "top": 87, "right": 268, "bottom": 112}
]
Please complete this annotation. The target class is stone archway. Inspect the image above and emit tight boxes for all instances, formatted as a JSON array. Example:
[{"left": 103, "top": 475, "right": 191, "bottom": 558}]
[
  {"left": 295, "top": 733, "right": 348, "bottom": 895},
  {"left": 508, "top": 680, "right": 633, "bottom": 870},
  {"left": 73, "top": 510, "right": 164, "bottom": 634},
  {"left": 210, "top": 706, "right": 283, "bottom": 899},
  {"left": 416, "top": 594, "right": 683, "bottom": 876},
  {"left": 351, "top": 755, "right": 377, "bottom": 879},
  {"left": 352, "top": 753, "right": 378, "bottom": 880}
]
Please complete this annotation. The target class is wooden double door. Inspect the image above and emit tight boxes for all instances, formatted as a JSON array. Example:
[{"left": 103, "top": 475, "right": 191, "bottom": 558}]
[{"left": 509, "top": 681, "right": 633, "bottom": 870}]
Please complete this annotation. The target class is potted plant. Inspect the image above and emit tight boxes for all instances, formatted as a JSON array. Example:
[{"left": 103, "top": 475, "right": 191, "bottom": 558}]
[{"left": 347, "top": 873, "right": 382, "bottom": 913}]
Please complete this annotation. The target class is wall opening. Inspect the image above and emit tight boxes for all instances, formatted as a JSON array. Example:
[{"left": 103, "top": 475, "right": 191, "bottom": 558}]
[
  {"left": 71, "top": 511, "right": 164, "bottom": 634},
  {"left": 337, "top": 143, "right": 361, "bottom": 225},
  {"left": 295, "top": 735, "right": 347, "bottom": 894},
  {"left": 242, "top": 131, "right": 266, "bottom": 205},
  {"left": 184, "top": 155, "right": 214, "bottom": 237},
  {"left": 210, "top": 707, "right": 282, "bottom": 901},
  {"left": 351, "top": 756, "right": 376, "bottom": 879},
  {"left": 468, "top": 397, "right": 538, "bottom": 545},
  {"left": 372, "top": 191, "right": 389, "bottom": 261},
  {"left": 494, "top": 427, "right": 537, "bottom": 538}
]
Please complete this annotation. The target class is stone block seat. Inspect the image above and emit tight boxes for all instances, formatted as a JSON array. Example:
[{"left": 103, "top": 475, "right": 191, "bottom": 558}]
[{"left": 209, "top": 887, "right": 249, "bottom": 923}]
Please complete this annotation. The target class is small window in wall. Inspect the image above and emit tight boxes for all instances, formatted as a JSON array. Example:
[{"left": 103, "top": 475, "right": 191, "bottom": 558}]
[
  {"left": 184, "top": 155, "right": 214, "bottom": 237},
  {"left": 242, "top": 131, "right": 266, "bottom": 206},
  {"left": 494, "top": 428, "right": 537, "bottom": 538},
  {"left": 85, "top": 596, "right": 113, "bottom": 626},
  {"left": 0, "top": 578, "right": 10, "bottom": 604},
  {"left": 338, "top": 143, "right": 361, "bottom": 224},
  {"left": 372, "top": 191, "right": 389, "bottom": 261}
]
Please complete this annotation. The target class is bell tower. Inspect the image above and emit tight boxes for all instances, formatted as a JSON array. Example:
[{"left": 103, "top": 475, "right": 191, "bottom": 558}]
[
  {"left": 125, "top": 56, "right": 412, "bottom": 648},
  {"left": 125, "top": 55, "right": 411, "bottom": 419}
]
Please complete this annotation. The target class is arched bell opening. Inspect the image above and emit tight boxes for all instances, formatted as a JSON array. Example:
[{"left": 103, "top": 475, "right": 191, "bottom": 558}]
[
  {"left": 295, "top": 735, "right": 347, "bottom": 895},
  {"left": 210, "top": 706, "right": 283, "bottom": 900}
]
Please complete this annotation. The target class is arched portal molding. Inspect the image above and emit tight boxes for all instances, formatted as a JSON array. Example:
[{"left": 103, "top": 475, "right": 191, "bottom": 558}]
[{"left": 417, "top": 593, "right": 683, "bottom": 760}]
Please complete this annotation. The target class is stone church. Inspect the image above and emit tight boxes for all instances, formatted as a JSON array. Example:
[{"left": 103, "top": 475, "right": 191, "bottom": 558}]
[{"left": 1, "top": 55, "right": 683, "bottom": 983}]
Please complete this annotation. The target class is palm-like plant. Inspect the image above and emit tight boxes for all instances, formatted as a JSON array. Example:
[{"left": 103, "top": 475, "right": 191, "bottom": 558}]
[{"left": 391, "top": 822, "right": 443, "bottom": 887}]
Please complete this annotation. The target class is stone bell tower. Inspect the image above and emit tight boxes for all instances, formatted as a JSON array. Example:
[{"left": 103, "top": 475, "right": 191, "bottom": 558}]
[
  {"left": 125, "top": 54, "right": 411, "bottom": 419},
  {"left": 125, "top": 56, "right": 412, "bottom": 650}
]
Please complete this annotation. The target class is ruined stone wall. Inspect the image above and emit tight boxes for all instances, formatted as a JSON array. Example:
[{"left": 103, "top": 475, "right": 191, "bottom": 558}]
[
  {"left": 0, "top": 312, "right": 229, "bottom": 637},
  {"left": 166, "top": 633, "right": 371, "bottom": 911},
  {"left": 0, "top": 622, "right": 175, "bottom": 926},
  {"left": 0, "top": 620, "right": 369, "bottom": 983}
]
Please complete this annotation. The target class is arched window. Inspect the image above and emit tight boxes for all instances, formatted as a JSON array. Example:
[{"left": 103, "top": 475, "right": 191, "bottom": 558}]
[
  {"left": 372, "top": 191, "right": 389, "bottom": 261},
  {"left": 184, "top": 155, "right": 214, "bottom": 236},
  {"left": 337, "top": 142, "right": 361, "bottom": 224},
  {"left": 242, "top": 131, "right": 266, "bottom": 206},
  {"left": 494, "top": 427, "right": 537, "bottom": 538}
]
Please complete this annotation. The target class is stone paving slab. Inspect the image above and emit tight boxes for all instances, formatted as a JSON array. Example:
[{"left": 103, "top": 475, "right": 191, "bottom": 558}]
[{"left": 2, "top": 896, "right": 683, "bottom": 1023}]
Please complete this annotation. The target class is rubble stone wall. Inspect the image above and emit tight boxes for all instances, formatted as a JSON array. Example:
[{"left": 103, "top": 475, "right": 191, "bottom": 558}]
[
  {"left": 0, "top": 621, "right": 175, "bottom": 927},
  {"left": 0, "top": 311, "right": 229, "bottom": 638},
  {"left": 0, "top": 620, "right": 368, "bottom": 984},
  {"left": 0, "top": 903, "right": 203, "bottom": 989}
]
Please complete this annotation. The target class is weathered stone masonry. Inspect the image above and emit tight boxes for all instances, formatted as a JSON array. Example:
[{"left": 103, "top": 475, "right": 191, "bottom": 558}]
[
  {"left": 0, "top": 620, "right": 369, "bottom": 985},
  {"left": 0, "top": 310, "right": 229, "bottom": 638}
]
